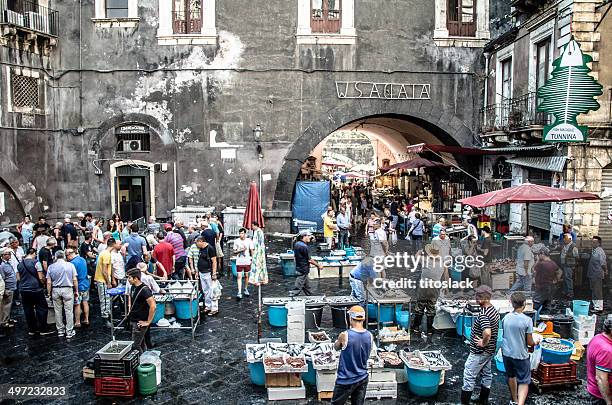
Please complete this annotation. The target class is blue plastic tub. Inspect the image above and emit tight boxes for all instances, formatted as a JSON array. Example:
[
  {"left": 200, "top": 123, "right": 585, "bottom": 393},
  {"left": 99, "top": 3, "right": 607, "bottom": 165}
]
[
  {"left": 572, "top": 300, "right": 589, "bottom": 317},
  {"left": 542, "top": 339, "right": 574, "bottom": 364},
  {"left": 405, "top": 366, "right": 442, "bottom": 397},
  {"left": 496, "top": 327, "right": 503, "bottom": 351},
  {"left": 231, "top": 258, "right": 238, "bottom": 278},
  {"left": 302, "top": 361, "right": 316, "bottom": 386},
  {"left": 248, "top": 362, "right": 266, "bottom": 386},
  {"left": 268, "top": 305, "right": 288, "bottom": 327},
  {"left": 464, "top": 324, "right": 472, "bottom": 340},
  {"left": 378, "top": 305, "right": 395, "bottom": 325},
  {"left": 456, "top": 315, "right": 464, "bottom": 335},
  {"left": 281, "top": 258, "right": 297, "bottom": 277},
  {"left": 450, "top": 267, "right": 463, "bottom": 282},
  {"left": 174, "top": 299, "right": 198, "bottom": 320},
  {"left": 152, "top": 302, "right": 166, "bottom": 324},
  {"left": 495, "top": 355, "right": 506, "bottom": 373},
  {"left": 368, "top": 304, "right": 377, "bottom": 320},
  {"left": 456, "top": 314, "right": 474, "bottom": 336},
  {"left": 396, "top": 310, "right": 411, "bottom": 330}
]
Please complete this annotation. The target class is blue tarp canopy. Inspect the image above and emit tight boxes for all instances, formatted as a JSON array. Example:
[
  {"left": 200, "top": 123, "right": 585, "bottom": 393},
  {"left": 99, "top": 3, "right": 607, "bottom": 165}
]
[{"left": 292, "top": 181, "right": 330, "bottom": 233}]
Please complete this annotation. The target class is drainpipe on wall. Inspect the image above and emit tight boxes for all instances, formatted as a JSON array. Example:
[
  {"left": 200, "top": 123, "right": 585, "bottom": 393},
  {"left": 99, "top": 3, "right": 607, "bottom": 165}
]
[
  {"left": 483, "top": 52, "right": 490, "bottom": 126},
  {"left": 79, "top": 0, "right": 83, "bottom": 127},
  {"left": 571, "top": 153, "right": 577, "bottom": 228}
]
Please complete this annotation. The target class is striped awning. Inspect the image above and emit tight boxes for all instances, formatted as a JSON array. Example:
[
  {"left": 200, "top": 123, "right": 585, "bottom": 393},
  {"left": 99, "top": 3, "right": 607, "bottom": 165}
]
[{"left": 506, "top": 156, "right": 568, "bottom": 172}]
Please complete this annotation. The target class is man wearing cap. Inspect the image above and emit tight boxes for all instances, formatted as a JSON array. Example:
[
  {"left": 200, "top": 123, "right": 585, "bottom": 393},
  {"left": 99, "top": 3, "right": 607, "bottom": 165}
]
[
  {"left": 510, "top": 236, "right": 535, "bottom": 292},
  {"left": 290, "top": 230, "right": 322, "bottom": 296},
  {"left": 46, "top": 250, "right": 78, "bottom": 338},
  {"left": 559, "top": 233, "right": 579, "bottom": 299},
  {"left": 461, "top": 285, "right": 500, "bottom": 404},
  {"left": 331, "top": 305, "right": 372, "bottom": 405},
  {"left": 0, "top": 247, "right": 17, "bottom": 330},
  {"left": 585, "top": 318, "right": 612, "bottom": 405},
  {"left": 348, "top": 257, "right": 377, "bottom": 308}
]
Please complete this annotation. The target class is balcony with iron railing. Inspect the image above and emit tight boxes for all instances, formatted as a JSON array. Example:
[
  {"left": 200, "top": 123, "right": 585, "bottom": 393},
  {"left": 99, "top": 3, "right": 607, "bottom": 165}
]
[
  {"left": 479, "top": 92, "right": 551, "bottom": 135},
  {"left": 0, "top": 0, "right": 58, "bottom": 37}
]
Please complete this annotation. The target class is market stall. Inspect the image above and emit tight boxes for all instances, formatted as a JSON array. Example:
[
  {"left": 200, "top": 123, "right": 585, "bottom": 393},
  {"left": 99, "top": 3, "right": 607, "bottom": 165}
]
[
  {"left": 366, "top": 287, "right": 412, "bottom": 345},
  {"left": 108, "top": 280, "right": 200, "bottom": 340}
]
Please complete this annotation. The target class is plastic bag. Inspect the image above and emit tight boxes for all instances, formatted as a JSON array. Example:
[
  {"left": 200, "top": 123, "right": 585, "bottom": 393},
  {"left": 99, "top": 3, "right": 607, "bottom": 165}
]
[
  {"left": 211, "top": 280, "right": 223, "bottom": 300},
  {"left": 390, "top": 230, "right": 398, "bottom": 246},
  {"left": 530, "top": 344, "right": 542, "bottom": 370}
]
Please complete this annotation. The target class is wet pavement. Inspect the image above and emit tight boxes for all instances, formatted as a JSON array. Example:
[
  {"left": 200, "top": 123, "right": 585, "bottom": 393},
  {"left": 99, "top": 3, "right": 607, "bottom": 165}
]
[{"left": 0, "top": 237, "right": 607, "bottom": 404}]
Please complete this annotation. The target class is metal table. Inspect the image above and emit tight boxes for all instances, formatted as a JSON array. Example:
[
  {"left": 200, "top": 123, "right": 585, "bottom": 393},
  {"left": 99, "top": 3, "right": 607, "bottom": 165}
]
[
  {"left": 366, "top": 287, "right": 412, "bottom": 345},
  {"left": 149, "top": 280, "right": 200, "bottom": 339},
  {"left": 109, "top": 280, "right": 200, "bottom": 340}
]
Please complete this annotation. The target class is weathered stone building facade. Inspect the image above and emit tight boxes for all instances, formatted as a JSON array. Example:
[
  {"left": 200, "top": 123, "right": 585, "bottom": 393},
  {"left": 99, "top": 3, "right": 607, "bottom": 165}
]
[
  {"left": 0, "top": 0, "right": 510, "bottom": 231},
  {"left": 478, "top": 0, "right": 611, "bottom": 245}
]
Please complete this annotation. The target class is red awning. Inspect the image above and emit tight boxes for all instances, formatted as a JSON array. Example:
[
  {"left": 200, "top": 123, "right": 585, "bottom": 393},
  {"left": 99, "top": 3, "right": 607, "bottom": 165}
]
[
  {"left": 458, "top": 183, "right": 600, "bottom": 208},
  {"left": 406, "top": 143, "right": 488, "bottom": 155},
  {"left": 380, "top": 157, "right": 447, "bottom": 174},
  {"left": 406, "top": 143, "right": 556, "bottom": 155}
]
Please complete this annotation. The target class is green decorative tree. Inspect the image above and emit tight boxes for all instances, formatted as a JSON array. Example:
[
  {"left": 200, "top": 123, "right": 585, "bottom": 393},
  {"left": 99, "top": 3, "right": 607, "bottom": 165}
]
[{"left": 537, "top": 39, "right": 603, "bottom": 142}]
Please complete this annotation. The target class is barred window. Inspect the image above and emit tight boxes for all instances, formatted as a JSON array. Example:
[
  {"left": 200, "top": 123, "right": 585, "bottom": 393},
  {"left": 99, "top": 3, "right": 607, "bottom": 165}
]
[{"left": 11, "top": 73, "right": 40, "bottom": 109}]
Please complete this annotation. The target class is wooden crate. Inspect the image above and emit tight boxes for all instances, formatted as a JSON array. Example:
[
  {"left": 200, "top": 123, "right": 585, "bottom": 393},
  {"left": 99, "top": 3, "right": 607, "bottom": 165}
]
[
  {"left": 265, "top": 372, "right": 302, "bottom": 388},
  {"left": 317, "top": 391, "right": 334, "bottom": 400},
  {"left": 533, "top": 361, "right": 577, "bottom": 384}
]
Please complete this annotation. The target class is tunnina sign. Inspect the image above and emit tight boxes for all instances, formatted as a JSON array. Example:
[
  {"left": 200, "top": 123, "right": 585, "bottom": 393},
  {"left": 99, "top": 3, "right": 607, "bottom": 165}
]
[{"left": 335, "top": 81, "right": 431, "bottom": 100}]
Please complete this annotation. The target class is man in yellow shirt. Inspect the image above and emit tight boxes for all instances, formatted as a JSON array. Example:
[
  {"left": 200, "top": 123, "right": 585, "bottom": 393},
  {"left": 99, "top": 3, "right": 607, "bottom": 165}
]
[
  {"left": 324, "top": 209, "right": 337, "bottom": 249},
  {"left": 94, "top": 238, "right": 114, "bottom": 319}
]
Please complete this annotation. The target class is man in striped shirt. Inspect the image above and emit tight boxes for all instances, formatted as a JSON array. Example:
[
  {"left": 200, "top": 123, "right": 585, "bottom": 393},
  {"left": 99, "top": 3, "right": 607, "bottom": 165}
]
[
  {"left": 164, "top": 224, "right": 187, "bottom": 280},
  {"left": 461, "top": 285, "right": 500, "bottom": 405}
]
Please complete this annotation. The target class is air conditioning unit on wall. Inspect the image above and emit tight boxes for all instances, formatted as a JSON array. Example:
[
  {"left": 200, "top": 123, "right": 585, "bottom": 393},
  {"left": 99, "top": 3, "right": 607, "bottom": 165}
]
[{"left": 123, "top": 139, "right": 143, "bottom": 152}]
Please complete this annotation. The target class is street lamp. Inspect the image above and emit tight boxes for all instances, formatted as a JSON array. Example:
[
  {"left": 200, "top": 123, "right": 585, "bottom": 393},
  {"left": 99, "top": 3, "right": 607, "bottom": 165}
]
[
  {"left": 253, "top": 124, "right": 263, "bottom": 160},
  {"left": 253, "top": 124, "right": 263, "bottom": 141}
]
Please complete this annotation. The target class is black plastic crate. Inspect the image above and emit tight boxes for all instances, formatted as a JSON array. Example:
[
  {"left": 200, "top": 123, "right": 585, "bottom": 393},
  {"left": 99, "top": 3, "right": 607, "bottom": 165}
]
[{"left": 94, "top": 349, "right": 140, "bottom": 378}]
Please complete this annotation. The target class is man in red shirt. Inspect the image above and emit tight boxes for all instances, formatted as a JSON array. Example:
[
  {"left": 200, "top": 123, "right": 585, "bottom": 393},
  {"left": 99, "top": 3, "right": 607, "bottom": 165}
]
[
  {"left": 152, "top": 232, "right": 175, "bottom": 278},
  {"left": 586, "top": 318, "right": 612, "bottom": 405}
]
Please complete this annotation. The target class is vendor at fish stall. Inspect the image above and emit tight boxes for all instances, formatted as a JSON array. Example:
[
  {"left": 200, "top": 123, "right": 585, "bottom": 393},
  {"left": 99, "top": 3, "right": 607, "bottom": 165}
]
[
  {"left": 348, "top": 257, "right": 379, "bottom": 308},
  {"left": 331, "top": 306, "right": 373, "bottom": 405}
]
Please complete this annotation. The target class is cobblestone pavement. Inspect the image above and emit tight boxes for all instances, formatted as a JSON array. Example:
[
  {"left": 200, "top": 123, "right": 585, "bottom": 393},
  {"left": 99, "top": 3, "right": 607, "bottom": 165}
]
[{"left": 0, "top": 237, "right": 606, "bottom": 404}]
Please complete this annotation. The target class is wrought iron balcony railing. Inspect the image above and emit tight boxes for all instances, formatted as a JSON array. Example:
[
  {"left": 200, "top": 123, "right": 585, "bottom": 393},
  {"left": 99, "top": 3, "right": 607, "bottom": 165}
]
[
  {"left": 0, "top": 0, "right": 58, "bottom": 37},
  {"left": 479, "top": 92, "right": 551, "bottom": 134}
]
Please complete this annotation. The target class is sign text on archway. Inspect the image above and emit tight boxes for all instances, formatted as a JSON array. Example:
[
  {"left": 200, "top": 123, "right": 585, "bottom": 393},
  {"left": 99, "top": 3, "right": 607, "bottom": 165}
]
[{"left": 335, "top": 81, "right": 431, "bottom": 100}]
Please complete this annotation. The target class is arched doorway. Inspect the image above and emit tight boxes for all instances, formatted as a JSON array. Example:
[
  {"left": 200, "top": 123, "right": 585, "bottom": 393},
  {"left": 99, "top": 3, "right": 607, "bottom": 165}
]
[{"left": 273, "top": 113, "right": 476, "bottom": 210}]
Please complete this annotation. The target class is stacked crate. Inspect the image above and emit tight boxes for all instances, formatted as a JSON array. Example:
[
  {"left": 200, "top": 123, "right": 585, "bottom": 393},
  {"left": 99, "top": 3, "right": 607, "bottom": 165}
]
[
  {"left": 365, "top": 368, "right": 397, "bottom": 399},
  {"left": 572, "top": 315, "right": 597, "bottom": 345},
  {"left": 94, "top": 349, "right": 140, "bottom": 397},
  {"left": 266, "top": 372, "right": 306, "bottom": 400},
  {"left": 286, "top": 301, "right": 305, "bottom": 344},
  {"left": 315, "top": 369, "right": 337, "bottom": 400}
]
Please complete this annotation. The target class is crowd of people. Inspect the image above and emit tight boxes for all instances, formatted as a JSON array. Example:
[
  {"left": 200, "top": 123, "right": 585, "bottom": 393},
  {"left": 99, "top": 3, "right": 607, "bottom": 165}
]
[{"left": 0, "top": 212, "right": 267, "bottom": 349}]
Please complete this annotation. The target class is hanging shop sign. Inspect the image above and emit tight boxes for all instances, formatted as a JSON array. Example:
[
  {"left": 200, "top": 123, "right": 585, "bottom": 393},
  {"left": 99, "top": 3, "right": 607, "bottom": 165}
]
[
  {"left": 537, "top": 39, "right": 603, "bottom": 142},
  {"left": 335, "top": 81, "right": 431, "bottom": 100}
]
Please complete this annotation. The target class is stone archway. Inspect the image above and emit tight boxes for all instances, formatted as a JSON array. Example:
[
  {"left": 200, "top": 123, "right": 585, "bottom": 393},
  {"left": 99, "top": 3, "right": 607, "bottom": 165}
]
[
  {"left": 0, "top": 159, "right": 40, "bottom": 217},
  {"left": 272, "top": 105, "right": 476, "bottom": 210}
]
